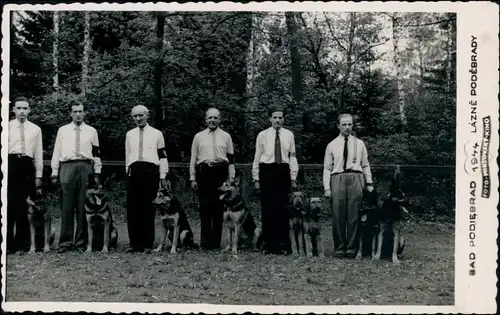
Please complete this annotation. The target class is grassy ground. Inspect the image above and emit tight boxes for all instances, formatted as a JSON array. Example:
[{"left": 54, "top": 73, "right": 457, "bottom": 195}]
[{"left": 6, "top": 215, "right": 454, "bottom": 305}]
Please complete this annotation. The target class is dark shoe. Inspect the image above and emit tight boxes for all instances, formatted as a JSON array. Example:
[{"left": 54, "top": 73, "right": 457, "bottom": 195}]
[
  {"left": 144, "top": 248, "right": 152, "bottom": 254},
  {"left": 346, "top": 251, "right": 356, "bottom": 259},
  {"left": 75, "top": 246, "right": 86, "bottom": 253},
  {"left": 334, "top": 250, "right": 346, "bottom": 258},
  {"left": 126, "top": 247, "right": 143, "bottom": 253},
  {"left": 58, "top": 247, "right": 68, "bottom": 254}
]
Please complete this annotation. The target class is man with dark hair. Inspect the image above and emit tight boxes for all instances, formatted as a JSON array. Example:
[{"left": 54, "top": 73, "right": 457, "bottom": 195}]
[
  {"left": 252, "top": 106, "right": 299, "bottom": 255},
  {"left": 323, "top": 113, "right": 374, "bottom": 258},
  {"left": 189, "top": 107, "right": 235, "bottom": 250},
  {"left": 51, "top": 100, "right": 102, "bottom": 253},
  {"left": 125, "top": 105, "right": 170, "bottom": 253},
  {"left": 7, "top": 96, "right": 43, "bottom": 254}
]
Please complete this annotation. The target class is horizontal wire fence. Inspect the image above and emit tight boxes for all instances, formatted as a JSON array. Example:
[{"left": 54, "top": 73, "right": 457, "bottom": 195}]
[{"left": 40, "top": 161, "right": 456, "bottom": 221}]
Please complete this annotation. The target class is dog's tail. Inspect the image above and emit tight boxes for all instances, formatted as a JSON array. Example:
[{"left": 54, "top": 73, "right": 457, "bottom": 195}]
[{"left": 390, "top": 165, "right": 402, "bottom": 195}]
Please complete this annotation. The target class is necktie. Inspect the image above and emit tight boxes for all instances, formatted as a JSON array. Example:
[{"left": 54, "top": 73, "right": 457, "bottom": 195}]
[
  {"left": 20, "top": 122, "right": 26, "bottom": 155},
  {"left": 138, "top": 127, "right": 144, "bottom": 161},
  {"left": 343, "top": 136, "right": 349, "bottom": 171},
  {"left": 211, "top": 131, "right": 217, "bottom": 161},
  {"left": 275, "top": 130, "right": 282, "bottom": 164},
  {"left": 75, "top": 125, "right": 81, "bottom": 156}
]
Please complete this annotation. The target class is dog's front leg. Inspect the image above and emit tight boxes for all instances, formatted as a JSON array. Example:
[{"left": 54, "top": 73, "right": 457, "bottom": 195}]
[
  {"left": 28, "top": 222, "right": 36, "bottom": 254},
  {"left": 289, "top": 227, "right": 298, "bottom": 256},
  {"left": 298, "top": 229, "right": 306, "bottom": 256},
  {"left": 304, "top": 233, "right": 313, "bottom": 257},
  {"left": 356, "top": 232, "right": 363, "bottom": 260},
  {"left": 43, "top": 218, "right": 51, "bottom": 253},
  {"left": 154, "top": 226, "right": 166, "bottom": 253},
  {"left": 232, "top": 224, "right": 240, "bottom": 254},
  {"left": 392, "top": 223, "right": 401, "bottom": 264},
  {"left": 316, "top": 234, "right": 325, "bottom": 258},
  {"left": 170, "top": 224, "right": 180, "bottom": 254},
  {"left": 102, "top": 219, "right": 110, "bottom": 253},
  {"left": 373, "top": 223, "right": 385, "bottom": 260},
  {"left": 224, "top": 225, "right": 232, "bottom": 252},
  {"left": 86, "top": 221, "right": 93, "bottom": 253}
]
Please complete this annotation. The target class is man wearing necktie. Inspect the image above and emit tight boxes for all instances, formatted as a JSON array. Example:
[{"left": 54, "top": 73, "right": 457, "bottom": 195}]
[
  {"left": 323, "top": 114, "right": 374, "bottom": 258},
  {"left": 252, "top": 106, "right": 299, "bottom": 255},
  {"left": 50, "top": 100, "right": 102, "bottom": 253},
  {"left": 125, "top": 105, "right": 170, "bottom": 253},
  {"left": 189, "top": 108, "right": 235, "bottom": 250},
  {"left": 7, "top": 97, "right": 43, "bottom": 254}
]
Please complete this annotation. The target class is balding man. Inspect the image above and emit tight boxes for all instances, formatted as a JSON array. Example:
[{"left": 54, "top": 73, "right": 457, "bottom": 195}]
[
  {"left": 189, "top": 107, "right": 235, "bottom": 250},
  {"left": 323, "top": 114, "right": 374, "bottom": 258},
  {"left": 51, "top": 100, "right": 102, "bottom": 253},
  {"left": 125, "top": 105, "right": 170, "bottom": 253}
]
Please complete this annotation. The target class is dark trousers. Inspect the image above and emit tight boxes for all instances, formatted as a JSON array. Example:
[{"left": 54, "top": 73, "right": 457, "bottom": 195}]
[
  {"left": 7, "top": 155, "right": 35, "bottom": 252},
  {"left": 196, "top": 163, "right": 228, "bottom": 249},
  {"left": 259, "top": 163, "right": 291, "bottom": 253},
  {"left": 330, "top": 172, "right": 364, "bottom": 254},
  {"left": 58, "top": 160, "right": 93, "bottom": 249},
  {"left": 127, "top": 162, "right": 159, "bottom": 250}
]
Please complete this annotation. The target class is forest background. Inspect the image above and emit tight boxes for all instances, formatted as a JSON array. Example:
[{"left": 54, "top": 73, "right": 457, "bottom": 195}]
[{"left": 9, "top": 11, "right": 456, "bottom": 219}]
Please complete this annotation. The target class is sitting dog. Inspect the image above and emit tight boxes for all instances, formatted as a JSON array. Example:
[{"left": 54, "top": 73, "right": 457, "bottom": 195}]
[
  {"left": 356, "top": 188, "right": 380, "bottom": 259},
  {"left": 26, "top": 194, "right": 56, "bottom": 253},
  {"left": 303, "top": 197, "right": 325, "bottom": 258},
  {"left": 152, "top": 187, "right": 197, "bottom": 254},
  {"left": 218, "top": 177, "right": 262, "bottom": 253},
  {"left": 84, "top": 177, "right": 118, "bottom": 253},
  {"left": 288, "top": 191, "right": 307, "bottom": 256},
  {"left": 372, "top": 187, "right": 410, "bottom": 264}
]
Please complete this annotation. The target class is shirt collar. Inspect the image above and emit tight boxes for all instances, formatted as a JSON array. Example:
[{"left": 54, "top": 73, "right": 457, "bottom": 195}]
[
  {"left": 207, "top": 127, "right": 219, "bottom": 133},
  {"left": 138, "top": 123, "right": 149, "bottom": 131},
  {"left": 71, "top": 121, "right": 86, "bottom": 130},
  {"left": 337, "top": 134, "right": 353, "bottom": 140},
  {"left": 13, "top": 118, "right": 29, "bottom": 127}
]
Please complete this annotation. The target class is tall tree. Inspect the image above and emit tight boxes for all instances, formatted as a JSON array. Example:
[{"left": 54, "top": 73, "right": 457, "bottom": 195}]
[
  {"left": 80, "top": 11, "right": 91, "bottom": 99},
  {"left": 152, "top": 12, "right": 165, "bottom": 128}
]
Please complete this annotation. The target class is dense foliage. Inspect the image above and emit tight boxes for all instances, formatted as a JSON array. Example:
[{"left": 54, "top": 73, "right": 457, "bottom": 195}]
[{"left": 10, "top": 11, "right": 456, "bottom": 218}]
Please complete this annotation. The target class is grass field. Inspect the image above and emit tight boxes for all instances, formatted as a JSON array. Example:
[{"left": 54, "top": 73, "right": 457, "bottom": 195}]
[{"left": 5, "top": 214, "right": 454, "bottom": 305}]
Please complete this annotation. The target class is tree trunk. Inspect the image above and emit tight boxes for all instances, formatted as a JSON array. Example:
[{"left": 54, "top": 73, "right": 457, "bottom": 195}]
[
  {"left": 53, "top": 11, "right": 59, "bottom": 101},
  {"left": 446, "top": 14, "right": 456, "bottom": 101},
  {"left": 81, "top": 11, "right": 91, "bottom": 100},
  {"left": 390, "top": 13, "right": 406, "bottom": 127},
  {"left": 244, "top": 12, "right": 259, "bottom": 156},
  {"left": 152, "top": 12, "right": 165, "bottom": 128},
  {"left": 285, "top": 12, "right": 303, "bottom": 159},
  {"left": 339, "top": 12, "right": 356, "bottom": 112}
]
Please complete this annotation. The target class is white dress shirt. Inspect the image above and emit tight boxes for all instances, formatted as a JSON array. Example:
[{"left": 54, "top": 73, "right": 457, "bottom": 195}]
[
  {"left": 189, "top": 127, "right": 235, "bottom": 181},
  {"left": 125, "top": 124, "right": 169, "bottom": 179},
  {"left": 322, "top": 134, "right": 373, "bottom": 191},
  {"left": 51, "top": 122, "right": 102, "bottom": 176},
  {"left": 252, "top": 127, "right": 299, "bottom": 181},
  {"left": 8, "top": 119, "right": 44, "bottom": 178}
]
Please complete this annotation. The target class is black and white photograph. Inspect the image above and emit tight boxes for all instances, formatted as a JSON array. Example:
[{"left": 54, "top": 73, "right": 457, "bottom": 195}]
[{"left": 1, "top": 2, "right": 498, "bottom": 314}]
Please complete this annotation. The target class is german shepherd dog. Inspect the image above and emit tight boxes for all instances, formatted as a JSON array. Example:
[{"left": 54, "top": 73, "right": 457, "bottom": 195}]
[
  {"left": 288, "top": 191, "right": 307, "bottom": 256},
  {"left": 26, "top": 193, "right": 56, "bottom": 253},
  {"left": 303, "top": 197, "right": 325, "bottom": 258},
  {"left": 152, "top": 187, "right": 198, "bottom": 254},
  {"left": 356, "top": 188, "right": 380, "bottom": 260},
  {"left": 218, "top": 177, "right": 263, "bottom": 253},
  {"left": 84, "top": 176, "right": 118, "bottom": 253},
  {"left": 372, "top": 167, "right": 410, "bottom": 264}
]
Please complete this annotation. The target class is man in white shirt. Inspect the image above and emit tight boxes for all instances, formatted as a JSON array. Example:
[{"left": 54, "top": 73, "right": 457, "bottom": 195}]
[
  {"left": 252, "top": 106, "right": 298, "bottom": 255},
  {"left": 50, "top": 100, "right": 102, "bottom": 253},
  {"left": 323, "top": 114, "right": 374, "bottom": 258},
  {"left": 125, "top": 105, "right": 170, "bottom": 253},
  {"left": 189, "top": 107, "right": 235, "bottom": 250},
  {"left": 7, "top": 97, "right": 43, "bottom": 254}
]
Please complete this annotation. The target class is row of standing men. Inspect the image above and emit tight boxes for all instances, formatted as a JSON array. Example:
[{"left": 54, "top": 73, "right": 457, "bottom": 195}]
[{"left": 7, "top": 97, "right": 373, "bottom": 258}]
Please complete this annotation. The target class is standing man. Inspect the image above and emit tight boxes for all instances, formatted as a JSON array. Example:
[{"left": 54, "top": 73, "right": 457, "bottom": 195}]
[
  {"left": 7, "top": 96, "right": 43, "bottom": 254},
  {"left": 189, "top": 107, "right": 235, "bottom": 251},
  {"left": 323, "top": 113, "right": 374, "bottom": 258},
  {"left": 125, "top": 105, "right": 170, "bottom": 253},
  {"left": 51, "top": 100, "right": 102, "bottom": 253},
  {"left": 252, "top": 106, "right": 298, "bottom": 255}
]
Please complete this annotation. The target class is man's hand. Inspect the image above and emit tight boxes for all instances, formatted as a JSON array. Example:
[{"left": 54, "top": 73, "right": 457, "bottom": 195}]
[
  {"left": 253, "top": 181, "right": 260, "bottom": 190},
  {"left": 291, "top": 180, "right": 298, "bottom": 191},
  {"left": 366, "top": 184, "right": 374, "bottom": 193},
  {"left": 50, "top": 175, "right": 58, "bottom": 187},
  {"left": 324, "top": 189, "right": 331, "bottom": 198},
  {"left": 160, "top": 179, "right": 170, "bottom": 191},
  {"left": 191, "top": 180, "right": 198, "bottom": 193},
  {"left": 35, "top": 177, "right": 42, "bottom": 196},
  {"left": 94, "top": 174, "right": 101, "bottom": 187}
]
